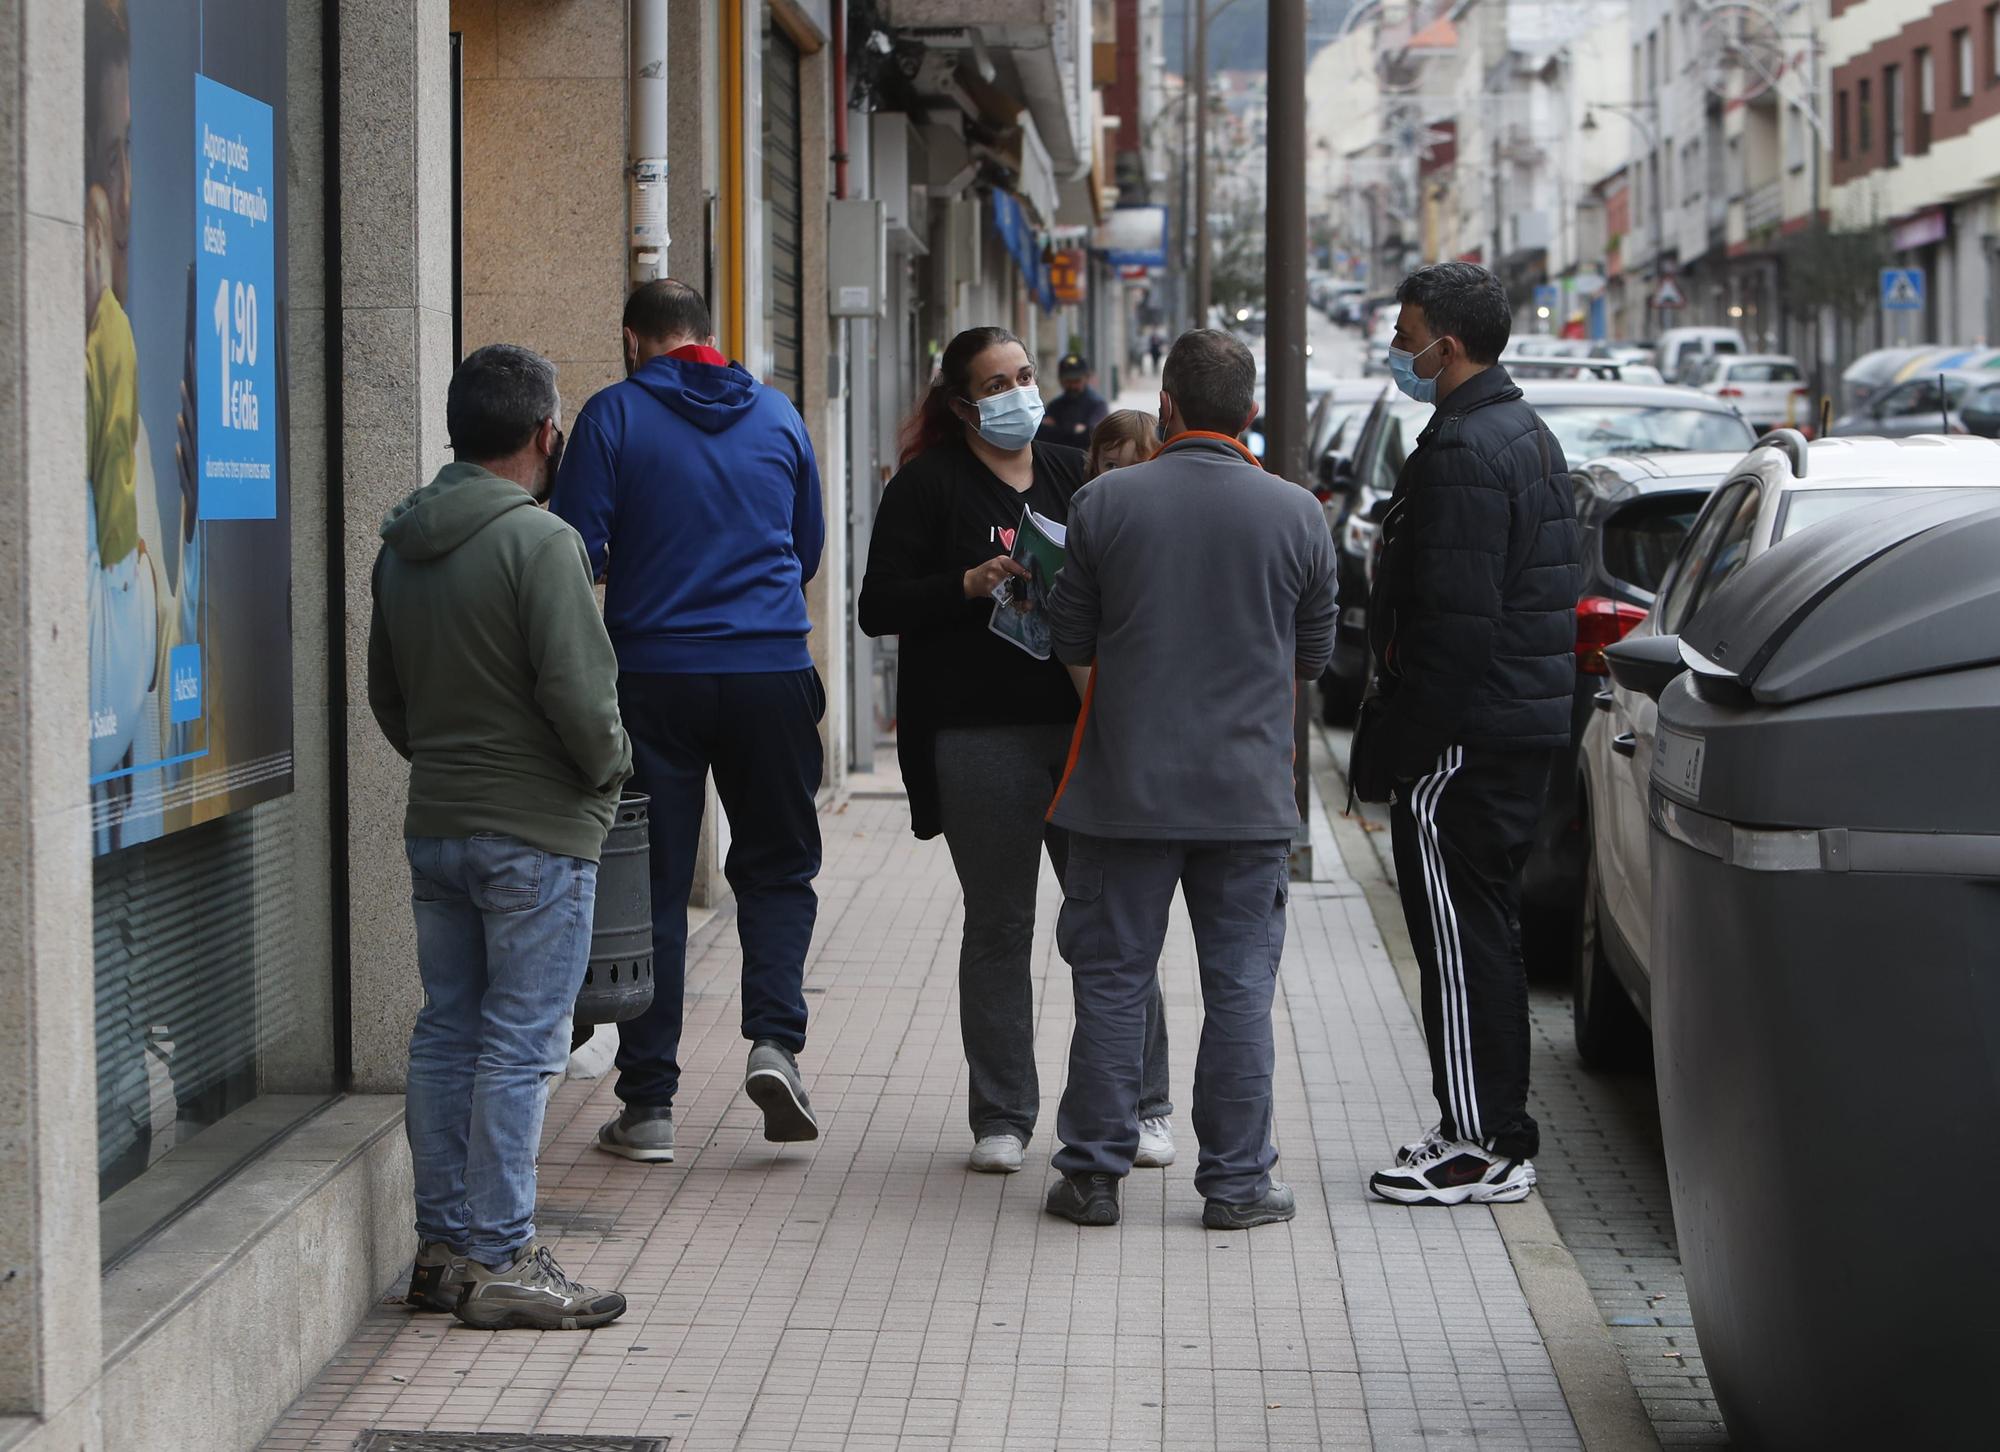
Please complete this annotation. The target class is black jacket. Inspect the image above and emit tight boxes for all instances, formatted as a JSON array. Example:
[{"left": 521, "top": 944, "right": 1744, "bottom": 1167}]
[
  {"left": 858, "top": 439, "right": 1085, "bottom": 838},
  {"left": 1039, "top": 387, "right": 1109, "bottom": 448},
  {"left": 1366, "top": 365, "right": 1581, "bottom": 778}
]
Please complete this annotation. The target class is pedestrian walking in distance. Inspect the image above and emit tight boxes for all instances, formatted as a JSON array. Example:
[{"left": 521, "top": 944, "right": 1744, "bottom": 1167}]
[
  {"left": 368, "top": 344, "right": 632, "bottom": 1330},
  {"left": 859, "top": 326, "right": 1174, "bottom": 1177},
  {"left": 1038, "top": 351, "right": 1110, "bottom": 447},
  {"left": 1042, "top": 328, "right": 1337, "bottom": 1230},
  {"left": 551, "top": 279, "right": 827, "bottom": 1160},
  {"left": 1349, "top": 261, "right": 1582, "bottom": 1207}
]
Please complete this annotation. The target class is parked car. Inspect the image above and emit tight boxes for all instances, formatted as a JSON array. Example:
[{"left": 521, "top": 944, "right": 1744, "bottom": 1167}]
[
  {"left": 1243, "top": 369, "right": 1339, "bottom": 463},
  {"left": 1361, "top": 313, "right": 1398, "bottom": 376},
  {"left": 1589, "top": 341, "right": 1656, "bottom": 369},
  {"left": 1516, "top": 451, "right": 1743, "bottom": 973},
  {"left": 1828, "top": 366, "right": 1997, "bottom": 437},
  {"left": 1656, "top": 326, "right": 1746, "bottom": 386},
  {"left": 1572, "top": 432, "right": 2000, "bottom": 1065},
  {"left": 1319, "top": 379, "right": 1758, "bottom": 725},
  {"left": 1694, "top": 353, "right": 1809, "bottom": 432}
]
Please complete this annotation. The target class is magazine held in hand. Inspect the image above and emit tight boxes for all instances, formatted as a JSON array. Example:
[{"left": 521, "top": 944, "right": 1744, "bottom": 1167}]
[{"left": 987, "top": 505, "right": 1067, "bottom": 660}]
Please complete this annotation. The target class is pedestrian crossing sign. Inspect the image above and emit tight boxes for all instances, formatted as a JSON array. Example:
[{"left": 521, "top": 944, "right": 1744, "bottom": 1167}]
[
  {"left": 1651, "top": 275, "right": 1686, "bottom": 310},
  {"left": 1881, "top": 267, "right": 1926, "bottom": 311}
]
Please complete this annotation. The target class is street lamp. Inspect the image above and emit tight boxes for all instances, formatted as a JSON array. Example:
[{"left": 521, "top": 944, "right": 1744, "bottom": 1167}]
[{"left": 1582, "top": 101, "right": 1667, "bottom": 334}]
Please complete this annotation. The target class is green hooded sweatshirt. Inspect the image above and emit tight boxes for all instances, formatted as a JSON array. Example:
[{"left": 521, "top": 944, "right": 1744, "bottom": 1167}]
[{"left": 368, "top": 461, "right": 632, "bottom": 862}]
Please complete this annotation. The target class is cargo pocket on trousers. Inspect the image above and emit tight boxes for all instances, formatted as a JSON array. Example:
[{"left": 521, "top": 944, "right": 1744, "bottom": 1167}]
[{"left": 1055, "top": 856, "right": 1106, "bottom": 964}]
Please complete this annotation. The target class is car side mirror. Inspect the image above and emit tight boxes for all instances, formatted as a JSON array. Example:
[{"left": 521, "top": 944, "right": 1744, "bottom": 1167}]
[{"left": 1604, "top": 633, "right": 1687, "bottom": 703}]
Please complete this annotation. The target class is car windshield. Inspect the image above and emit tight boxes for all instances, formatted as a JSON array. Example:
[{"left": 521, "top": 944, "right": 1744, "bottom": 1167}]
[
  {"left": 1776, "top": 485, "right": 2000, "bottom": 540},
  {"left": 1540, "top": 404, "right": 1756, "bottom": 458}
]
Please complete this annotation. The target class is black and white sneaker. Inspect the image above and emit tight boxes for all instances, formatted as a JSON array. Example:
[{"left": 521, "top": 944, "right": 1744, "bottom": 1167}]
[
  {"left": 1369, "top": 1138, "right": 1536, "bottom": 1206},
  {"left": 1394, "top": 1122, "right": 1448, "bottom": 1167}
]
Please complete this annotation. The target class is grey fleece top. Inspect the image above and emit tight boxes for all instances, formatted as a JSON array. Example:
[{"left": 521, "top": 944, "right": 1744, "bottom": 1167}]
[{"left": 1044, "top": 435, "right": 1338, "bottom": 841}]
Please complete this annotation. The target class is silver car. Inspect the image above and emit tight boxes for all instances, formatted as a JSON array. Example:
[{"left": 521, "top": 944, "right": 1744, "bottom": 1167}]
[{"left": 1572, "top": 433, "right": 2000, "bottom": 1064}]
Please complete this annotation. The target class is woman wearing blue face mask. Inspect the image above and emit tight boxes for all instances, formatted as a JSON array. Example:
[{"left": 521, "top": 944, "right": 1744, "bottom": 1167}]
[{"left": 859, "top": 326, "right": 1175, "bottom": 1177}]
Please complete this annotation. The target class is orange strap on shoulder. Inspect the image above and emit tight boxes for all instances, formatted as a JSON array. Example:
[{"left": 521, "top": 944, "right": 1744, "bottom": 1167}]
[{"left": 1163, "top": 429, "right": 1264, "bottom": 468}]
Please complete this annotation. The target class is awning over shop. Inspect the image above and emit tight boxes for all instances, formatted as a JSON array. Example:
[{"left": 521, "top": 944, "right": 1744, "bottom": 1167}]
[{"left": 991, "top": 189, "right": 1057, "bottom": 312}]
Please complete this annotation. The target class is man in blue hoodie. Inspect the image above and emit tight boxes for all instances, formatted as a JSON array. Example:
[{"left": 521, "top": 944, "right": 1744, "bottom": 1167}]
[{"left": 552, "top": 279, "right": 827, "bottom": 1159}]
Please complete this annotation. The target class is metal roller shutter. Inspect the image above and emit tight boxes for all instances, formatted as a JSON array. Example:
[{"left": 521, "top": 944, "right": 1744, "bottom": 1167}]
[{"left": 763, "top": 27, "right": 804, "bottom": 406}]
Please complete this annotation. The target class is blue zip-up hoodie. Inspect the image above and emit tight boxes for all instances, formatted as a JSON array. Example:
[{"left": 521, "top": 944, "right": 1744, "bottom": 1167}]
[{"left": 551, "top": 353, "right": 825, "bottom": 674}]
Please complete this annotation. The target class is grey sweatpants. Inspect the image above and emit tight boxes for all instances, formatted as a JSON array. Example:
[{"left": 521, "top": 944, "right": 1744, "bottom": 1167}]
[
  {"left": 935, "top": 724, "right": 1171, "bottom": 1144},
  {"left": 1052, "top": 833, "right": 1290, "bottom": 1204}
]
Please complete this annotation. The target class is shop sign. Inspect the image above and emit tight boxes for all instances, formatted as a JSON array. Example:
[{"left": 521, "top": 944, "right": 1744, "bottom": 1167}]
[
  {"left": 87, "top": 1, "right": 294, "bottom": 853},
  {"left": 1049, "top": 248, "right": 1088, "bottom": 305},
  {"left": 1891, "top": 207, "right": 1948, "bottom": 253}
]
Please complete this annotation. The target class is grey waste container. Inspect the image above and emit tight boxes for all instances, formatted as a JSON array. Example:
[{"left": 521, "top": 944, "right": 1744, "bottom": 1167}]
[
  {"left": 576, "top": 793, "right": 654, "bottom": 1027},
  {"left": 1627, "top": 497, "right": 2000, "bottom": 1448}
]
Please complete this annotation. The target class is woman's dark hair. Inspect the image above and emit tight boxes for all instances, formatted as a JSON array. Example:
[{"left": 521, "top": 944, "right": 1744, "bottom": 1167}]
[{"left": 898, "top": 326, "right": 1026, "bottom": 465}]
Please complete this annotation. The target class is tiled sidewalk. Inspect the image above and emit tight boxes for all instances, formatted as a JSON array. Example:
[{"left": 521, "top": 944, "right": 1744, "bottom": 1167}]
[{"left": 260, "top": 780, "right": 1580, "bottom": 1452}]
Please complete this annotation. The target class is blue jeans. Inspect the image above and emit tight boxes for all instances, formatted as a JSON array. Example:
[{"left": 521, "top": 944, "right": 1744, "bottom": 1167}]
[
  {"left": 1052, "top": 834, "right": 1291, "bottom": 1203},
  {"left": 405, "top": 833, "right": 597, "bottom": 1266}
]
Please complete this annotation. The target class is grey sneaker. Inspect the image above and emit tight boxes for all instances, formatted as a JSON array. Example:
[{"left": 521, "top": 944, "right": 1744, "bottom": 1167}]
[
  {"left": 1134, "top": 1116, "right": 1176, "bottom": 1168},
  {"left": 969, "top": 1133, "right": 1025, "bottom": 1174},
  {"left": 596, "top": 1104, "right": 676, "bottom": 1163},
  {"left": 745, "top": 1039, "right": 819, "bottom": 1142},
  {"left": 404, "top": 1240, "right": 470, "bottom": 1313},
  {"left": 1203, "top": 1182, "right": 1297, "bottom": 1230},
  {"left": 453, "top": 1241, "right": 627, "bottom": 1331}
]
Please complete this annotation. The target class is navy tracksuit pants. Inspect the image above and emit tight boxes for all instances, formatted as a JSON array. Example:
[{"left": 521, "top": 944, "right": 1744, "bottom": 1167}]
[{"left": 612, "top": 667, "right": 825, "bottom": 1109}]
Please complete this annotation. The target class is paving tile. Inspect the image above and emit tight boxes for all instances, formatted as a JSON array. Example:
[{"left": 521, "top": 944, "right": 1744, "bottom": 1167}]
[{"left": 258, "top": 778, "right": 1582, "bottom": 1450}]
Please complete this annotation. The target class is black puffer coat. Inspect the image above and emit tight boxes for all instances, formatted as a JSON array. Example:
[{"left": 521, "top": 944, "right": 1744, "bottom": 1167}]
[{"left": 1366, "top": 365, "right": 1581, "bottom": 779}]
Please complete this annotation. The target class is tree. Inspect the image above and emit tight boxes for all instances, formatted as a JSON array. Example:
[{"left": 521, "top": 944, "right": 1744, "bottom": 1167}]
[{"left": 1779, "top": 224, "right": 1888, "bottom": 409}]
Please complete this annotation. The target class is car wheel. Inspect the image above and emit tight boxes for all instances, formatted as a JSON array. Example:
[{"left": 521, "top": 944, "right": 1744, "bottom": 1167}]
[
  {"left": 1572, "top": 808, "right": 1650, "bottom": 1071},
  {"left": 1319, "top": 666, "right": 1362, "bottom": 726}
]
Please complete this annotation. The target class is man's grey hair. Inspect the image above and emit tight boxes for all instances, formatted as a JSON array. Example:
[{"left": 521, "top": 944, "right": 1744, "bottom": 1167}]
[
  {"left": 1162, "top": 329, "right": 1257, "bottom": 435},
  {"left": 447, "top": 344, "right": 560, "bottom": 462}
]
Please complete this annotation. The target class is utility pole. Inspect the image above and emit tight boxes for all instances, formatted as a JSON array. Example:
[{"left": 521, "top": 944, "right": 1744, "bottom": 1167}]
[
  {"left": 1266, "top": 0, "right": 1309, "bottom": 864},
  {"left": 1192, "top": 0, "right": 1210, "bottom": 326}
]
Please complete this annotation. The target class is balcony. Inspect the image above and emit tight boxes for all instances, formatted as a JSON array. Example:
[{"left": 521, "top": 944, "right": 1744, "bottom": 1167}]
[
  {"left": 887, "top": 0, "right": 1094, "bottom": 180},
  {"left": 1744, "top": 180, "right": 1783, "bottom": 234}
]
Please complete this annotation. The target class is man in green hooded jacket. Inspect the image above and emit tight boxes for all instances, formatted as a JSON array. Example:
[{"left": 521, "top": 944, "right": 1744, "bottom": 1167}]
[{"left": 368, "top": 343, "right": 632, "bottom": 1330}]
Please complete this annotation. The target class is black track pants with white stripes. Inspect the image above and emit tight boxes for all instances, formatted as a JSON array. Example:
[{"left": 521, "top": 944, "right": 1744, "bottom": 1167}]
[{"left": 1388, "top": 745, "right": 1555, "bottom": 1161}]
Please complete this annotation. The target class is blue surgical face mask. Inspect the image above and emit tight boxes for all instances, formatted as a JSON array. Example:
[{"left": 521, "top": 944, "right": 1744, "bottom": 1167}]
[
  {"left": 1388, "top": 337, "right": 1444, "bottom": 403},
  {"left": 969, "top": 386, "right": 1045, "bottom": 451}
]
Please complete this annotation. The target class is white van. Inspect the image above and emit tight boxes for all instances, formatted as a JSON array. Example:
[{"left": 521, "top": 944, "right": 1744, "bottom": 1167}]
[{"left": 1657, "top": 326, "right": 1748, "bottom": 386}]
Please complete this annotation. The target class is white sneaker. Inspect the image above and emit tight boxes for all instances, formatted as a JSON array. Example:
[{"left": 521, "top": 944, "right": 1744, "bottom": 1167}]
[
  {"left": 1395, "top": 1122, "right": 1448, "bottom": 1166},
  {"left": 969, "top": 1133, "right": 1025, "bottom": 1174},
  {"left": 1369, "top": 1137, "right": 1537, "bottom": 1206},
  {"left": 1134, "top": 1116, "right": 1176, "bottom": 1169}
]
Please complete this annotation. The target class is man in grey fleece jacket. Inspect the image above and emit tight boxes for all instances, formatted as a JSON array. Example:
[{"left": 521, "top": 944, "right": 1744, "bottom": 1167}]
[{"left": 1042, "top": 329, "right": 1337, "bottom": 1230}]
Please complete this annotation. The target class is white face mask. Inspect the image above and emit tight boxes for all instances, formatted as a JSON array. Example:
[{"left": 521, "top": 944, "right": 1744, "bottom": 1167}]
[{"left": 969, "top": 386, "right": 1046, "bottom": 451}]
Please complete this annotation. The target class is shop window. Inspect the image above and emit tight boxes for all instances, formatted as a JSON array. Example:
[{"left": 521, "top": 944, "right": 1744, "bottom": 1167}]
[{"left": 84, "top": 0, "right": 335, "bottom": 1265}]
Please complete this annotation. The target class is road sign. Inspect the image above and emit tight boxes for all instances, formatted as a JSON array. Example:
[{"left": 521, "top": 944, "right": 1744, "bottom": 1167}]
[
  {"left": 1533, "top": 283, "right": 1561, "bottom": 312},
  {"left": 1651, "top": 275, "right": 1687, "bottom": 311},
  {"left": 1881, "top": 266, "right": 1926, "bottom": 311}
]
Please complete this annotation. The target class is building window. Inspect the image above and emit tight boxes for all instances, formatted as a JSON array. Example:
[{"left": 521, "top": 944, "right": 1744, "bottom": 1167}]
[
  {"left": 1788, "top": 102, "right": 1808, "bottom": 171},
  {"left": 1916, "top": 48, "right": 1934, "bottom": 153},
  {"left": 1859, "top": 77, "right": 1873, "bottom": 152},
  {"left": 1955, "top": 28, "right": 1974, "bottom": 104},
  {"left": 1885, "top": 64, "right": 1904, "bottom": 166},
  {"left": 1837, "top": 89, "right": 1851, "bottom": 162},
  {"left": 1991, "top": 5, "right": 2000, "bottom": 84}
]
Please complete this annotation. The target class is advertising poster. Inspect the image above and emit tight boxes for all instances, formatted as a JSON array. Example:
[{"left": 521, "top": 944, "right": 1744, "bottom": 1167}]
[{"left": 85, "top": 0, "right": 293, "bottom": 855}]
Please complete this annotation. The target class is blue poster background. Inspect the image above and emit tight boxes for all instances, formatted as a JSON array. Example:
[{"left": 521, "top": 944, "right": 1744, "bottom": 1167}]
[{"left": 194, "top": 75, "right": 277, "bottom": 520}]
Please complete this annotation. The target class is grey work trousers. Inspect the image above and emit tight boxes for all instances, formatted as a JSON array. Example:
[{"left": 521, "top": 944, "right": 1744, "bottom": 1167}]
[
  {"left": 1052, "top": 832, "right": 1290, "bottom": 1204},
  {"left": 935, "top": 725, "right": 1171, "bottom": 1145}
]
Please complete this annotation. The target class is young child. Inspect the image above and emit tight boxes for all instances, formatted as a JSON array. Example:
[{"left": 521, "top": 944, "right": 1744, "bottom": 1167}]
[{"left": 1085, "top": 410, "right": 1159, "bottom": 479}]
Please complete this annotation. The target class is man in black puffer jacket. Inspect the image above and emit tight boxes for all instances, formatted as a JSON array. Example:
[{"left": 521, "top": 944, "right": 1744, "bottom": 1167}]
[{"left": 1353, "top": 262, "right": 1581, "bottom": 1208}]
